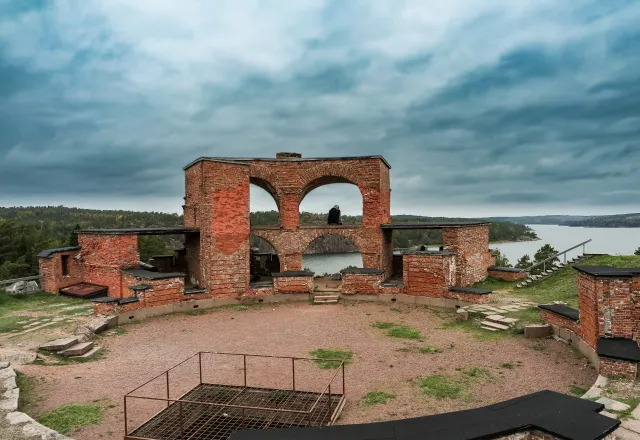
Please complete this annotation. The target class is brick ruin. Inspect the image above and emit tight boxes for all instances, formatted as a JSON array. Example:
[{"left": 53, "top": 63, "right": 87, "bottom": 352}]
[
  {"left": 539, "top": 266, "right": 640, "bottom": 379},
  {"left": 38, "top": 153, "right": 497, "bottom": 319}
]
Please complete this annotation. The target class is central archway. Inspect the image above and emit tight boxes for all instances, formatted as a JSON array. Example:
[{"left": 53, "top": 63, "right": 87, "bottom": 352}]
[{"left": 302, "top": 234, "right": 363, "bottom": 276}]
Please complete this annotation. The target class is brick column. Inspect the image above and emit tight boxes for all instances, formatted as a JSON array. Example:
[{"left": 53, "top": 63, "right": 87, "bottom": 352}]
[
  {"left": 442, "top": 224, "right": 490, "bottom": 286},
  {"left": 279, "top": 191, "right": 300, "bottom": 230}
]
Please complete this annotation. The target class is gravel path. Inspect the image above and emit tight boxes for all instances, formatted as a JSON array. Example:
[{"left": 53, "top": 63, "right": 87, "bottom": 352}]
[{"left": 18, "top": 302, "right": 596, "bottom": 440}]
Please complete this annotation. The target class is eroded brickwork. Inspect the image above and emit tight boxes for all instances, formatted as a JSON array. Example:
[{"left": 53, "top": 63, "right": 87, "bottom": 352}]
[
  {"left": 403, "top": 253, "right": 456, "bottom": 297},
  {"left": 341, "top": 273, "right": 383, "bottom": 295},
  {"left": 488, "top": 268, "right": 527, "bottom": 281},
  {"left": 78, "top": 234, "right": 139, "bottom": 298},
  {"left": 443, "top": 225, "right": 491, "bottom": 286},
  {"left": 599, "top": 357, "right": 638, "bottom": 379},
  {"left": 577, "top": 273, "right": 599, "bottom": 348},
  {"left": 273, "top": 275, "right": 314, "bottom": 294},
  {"left": 541, "top": 310, "right": 580, "bottom": 335},
  {"left": 38, "top": 250, "right": 83, "bottom": 293}
]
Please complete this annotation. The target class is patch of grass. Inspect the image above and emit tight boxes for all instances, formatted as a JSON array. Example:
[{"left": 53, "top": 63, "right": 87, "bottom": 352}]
[
  {"left": 16, "top": 372, "right": 46, "bottom": 412},
  {"left": 462, "top": 367, "right": 492, "bottom": 380},
  {"left": 0, "top": 291, "right": 84, "bottom": 316},
  {"left": 37, "top": 403, "right": 103, "bottom": 435},
  {"left": 419, "top": 346, "right": 443, "bottom": 354},
  {"left": 472, "top": 277, "right": 517, "bottom": 291},
  {"left": 374, "top": 321, "right": 395, "bottom": 329},
  {"left": 568, "top": 385, "right": 588, "bottom": 396},
  {"left": 613, "top": 398, "right": 640, "bottom": 419},
  {"left": 362, "top": 391, "right": 396, "bottom": 406},
  {"left": 310, "top": 348, "right": 352, "bottom": 369},
  {"left": 185, "top": 308, "right": 211, "bottom": 316},
  {"left": 530, "top": 343, "right": 546, "bottom": 351},
  {"left": 0, "top": 315, "right": 28, "bottom": 332},
  {"left": 508, "top": 308, "right": 544, "bottom": 331},
  {"left": 499, "top": 363, "right": 516, "bottom": 369},
  {"left": 388, "top": 326, "right": 422, "bottom": 340},
  {"left": 510, "top": 255, "right": 640, "bottom": 307},
  {"left": 417, "top": 375, "right": 467, "bottom": 400},
  {"left": 390, "top": 307, "right": 402, "bottom": 313}
]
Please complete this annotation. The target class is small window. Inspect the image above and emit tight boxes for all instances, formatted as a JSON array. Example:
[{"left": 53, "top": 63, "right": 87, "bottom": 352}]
[{"left": 61, "top": 255, "right": 70, "bottom": 276}]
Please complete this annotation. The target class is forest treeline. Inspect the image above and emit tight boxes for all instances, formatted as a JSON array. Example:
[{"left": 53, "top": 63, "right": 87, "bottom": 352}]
[
  {"left": 563, "top": 213, "right": 640, "bottom": 228},
  {"left": 0, "top": 206, "right": 537, "bottom": 279}
]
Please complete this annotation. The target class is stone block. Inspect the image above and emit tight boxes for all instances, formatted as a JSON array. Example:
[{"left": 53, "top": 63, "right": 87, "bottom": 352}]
[
  {"left": 117, "top": 308, "right": 147, "bottom": 325},
  {"left": 396, "top": 294, "right": 415, "bottom": 305},
  {"left": 6, "top": 411, "right": 33, "bottom": 425},
  {"left": 524, "top": 324, "right": 553, "bottom": 339},
  {"left": 596, "top": 397, "right": 630, "bottom": 412},
  {"left": 0, "top": 349, "right": 37, "bottom": 366},
  {"left": 0, "top": 387, "right": 19, "bottom": 411},
  {"left": 214, "top": 297, "right": 241, "bottom": 307},
  {"left": 59, "top": 342, "right": 94, "bottom": 357},
  {"left": 623, "top": 419, "right": 640, "bottom": 434},
  {"left": 456, "top": 308, "right": 469, "bottom": 321},
  {"left": 429, "top": 298, "right": 447, "bottom": 309},
  {"left": 377, "top": 294, "right": 395, "bottom": 303},
  {"left": 146, "top": 303, "right": 175, "bottom": 318},
  {"left": 86, "top": 317, "right": 110, "bottom": 334}
]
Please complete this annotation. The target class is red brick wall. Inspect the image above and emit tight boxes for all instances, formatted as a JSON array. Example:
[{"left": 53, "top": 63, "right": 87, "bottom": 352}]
[
  {"left": 635, "top": 276, "right": 640, "bottom": 343},
  {"left": 38, "top": 250, "right": 83, "bottom": 293},
  {"left": 541, "top": 310, "right": 580, "bottom": 335},
  {"left": 140, "top": 277, "right": 184, "bottom": 308},
  {"left": 188, "top": 160, "right": 251, "bottom": 297},
  {"left": 273, "top": 276, "right": 313, "bottom": 294},
  {"left": 78, "top": 234, "right": 139, "bottom": 299},
  {"left": 577, "top": 273, "right": 599, "bottom": 348},
  {"left": 487, "top": 268, "right": 527, "bottom": 281},
  {"left": 597, "top": 278, "right": 635, "bottom": 339},
  {"left": 442, "top": 224, "right": 490, "bottom": 286},
  {"left": 404, "top": 253, "right": 456, "bottom": 297},
  {"left": 253, "top": 226, "right": 384, "bottom": 271},
  {"left": 599, "top": 357, "right": 638, "bottom": 379},
  {"left": 341, "top": 273, "right": 383, "bottom": 295}
]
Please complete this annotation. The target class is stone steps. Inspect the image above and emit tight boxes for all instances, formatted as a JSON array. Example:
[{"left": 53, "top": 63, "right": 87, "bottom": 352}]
[
  {"left": 71, "top": 345, "right": 103, "bottom": 359},
  {"left": 40, "top": 337, "right": 79, "bottom": 352},
  {"left": 59, "top": 341, "right": 94, "bottom": 357},
  {"left": 313, "top": 294, "right": 340, "bottom": 305},
  {"left": 480, "top": 320, "right": 510, "bottom": 331},
  {"left": 516, "top": 255, "right": 590, "bottom": 288}
]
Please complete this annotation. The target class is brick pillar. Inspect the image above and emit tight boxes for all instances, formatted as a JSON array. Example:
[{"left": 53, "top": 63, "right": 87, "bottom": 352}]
[
  {"left": 197, "top": 161, "right": 251, "bottom": 297},
  {"left": 282, "top": 252, "right": 303, "bottom": 271},
  {"left": 442, "top": 224, "right": 490, "bottom": 286},
  {"left": 279, "top": 191, "right": 300, "bottom": 230}
]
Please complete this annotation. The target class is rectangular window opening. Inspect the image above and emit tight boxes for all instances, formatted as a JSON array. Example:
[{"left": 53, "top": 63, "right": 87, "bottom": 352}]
[{"left": 61, "top": 255, "right": 70, "bottom": 276}]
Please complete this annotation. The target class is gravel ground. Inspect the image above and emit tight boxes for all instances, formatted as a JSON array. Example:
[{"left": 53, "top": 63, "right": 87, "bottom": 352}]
[{"left": 18, "top": 302, "right": 596, "bottom": 440}]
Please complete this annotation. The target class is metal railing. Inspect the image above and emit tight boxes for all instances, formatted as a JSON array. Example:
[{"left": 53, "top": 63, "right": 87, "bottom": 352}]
[
  {"left": 124, "top": 352, "right": 346, "bottom": 439},
  {"left": 525, "top": 239, "right": 592, "bottom": 273}
]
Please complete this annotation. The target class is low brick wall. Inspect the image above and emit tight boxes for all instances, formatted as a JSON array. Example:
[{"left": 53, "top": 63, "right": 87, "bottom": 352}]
[
  {"left": 272, "top": 272, "right": 314, "bottom": 294},
  {"left": 488, "top": 267, "right": 527, "bottom": 281},
  {"left": 540, "top": 310, "right": 580, "bottom": 335},
  {"left": 599, "top": 357, "right": 638, "bottom": 379},
  {"left": 403, "top": 252, "right": 456, "bottom": 297},
  {"left": 341, "top": 269, "right": 385, "bottom": 295},
  {"left": 446, "top": 291, "right": 491, "bottom": 304}
]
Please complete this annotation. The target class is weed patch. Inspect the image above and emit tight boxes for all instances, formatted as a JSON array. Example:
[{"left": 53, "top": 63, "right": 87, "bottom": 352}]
[
  {"left": 419, "top": 346, "right": 443, "bottom": 354},
  {"left": 310, "top": 349, "right": 352, "bottom": 369},
  {"left": 388, "top": 326, "right": 422, "bottom": 340},
  {"left": 374, "top": 322, "right": 395, "bottom": 329},
  {"left": 362, "top": 391, "right": 396, "bottom": 406},
  {"left": 37, "top": 403, "right": 103, "bottom": 435},
  {"left": 568, "top": 385, "right": 588, "bottom": 396},
  {"left": 0, "top": 315, "right": 27, "bottom": 332},
  {"left": 417, "top": 375, "right": 467, "bottom": 400}
]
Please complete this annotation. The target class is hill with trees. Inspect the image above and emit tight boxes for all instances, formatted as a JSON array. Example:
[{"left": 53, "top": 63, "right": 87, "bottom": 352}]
[
  {"left": 0, "top": 206, "right": 537, "bottom": 279},
  {"left": 562, "top": 213, "right": 640, "bottom": 228}
]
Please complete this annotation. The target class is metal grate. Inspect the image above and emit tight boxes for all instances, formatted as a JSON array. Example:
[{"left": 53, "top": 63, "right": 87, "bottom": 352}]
[
  {"left": 128, "top": 384, "right": 342, "bottom": 439},
  {"left": 124, "top": 352, "right": 346, "bottom": 440}
]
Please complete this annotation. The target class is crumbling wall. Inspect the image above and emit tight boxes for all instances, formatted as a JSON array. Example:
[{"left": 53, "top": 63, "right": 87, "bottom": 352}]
[
  {"left": 403, "top": 253, "right": 456, "bottom": 297},
  {"left": 442, "top": 224, "right": 490, "bottom": 286},
  {"left": 38, "top": 249, "right": 83, "bottom": 293}
]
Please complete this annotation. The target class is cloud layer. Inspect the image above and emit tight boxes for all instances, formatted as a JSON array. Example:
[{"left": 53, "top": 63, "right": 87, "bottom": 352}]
[{"left": 1, "top": 0, "right": 639, "bottom": 216}]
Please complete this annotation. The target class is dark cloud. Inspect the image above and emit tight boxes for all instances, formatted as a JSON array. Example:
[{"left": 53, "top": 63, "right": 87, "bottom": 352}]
[{"left": 0, "top": 1, "right": 639, "bottom": 215}]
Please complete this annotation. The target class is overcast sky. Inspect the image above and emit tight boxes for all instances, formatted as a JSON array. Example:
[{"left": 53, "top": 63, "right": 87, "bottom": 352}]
[{"left": 1, "top": 1, "right": 639, "bottom": 218}]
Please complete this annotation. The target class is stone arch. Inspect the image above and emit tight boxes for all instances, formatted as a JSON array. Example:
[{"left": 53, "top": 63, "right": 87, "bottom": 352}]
[
  {"left": 299, "top": 230, "right": 366, "bottom": 255},
  {"left": 250, "top": 233, "right": 283, "bottom": 273},
  {"left": 299, "top": 164, "right": 365, "bottom": 202}
]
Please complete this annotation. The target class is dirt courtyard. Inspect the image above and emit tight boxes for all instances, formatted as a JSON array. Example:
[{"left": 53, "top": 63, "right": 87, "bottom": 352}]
[{"left": 19, "top": 302, "right": 596, "bottom": 440}]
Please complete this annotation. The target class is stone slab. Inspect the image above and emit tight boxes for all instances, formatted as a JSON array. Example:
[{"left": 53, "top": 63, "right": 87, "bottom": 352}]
[
  {"left": 596, "top": 397, "right": 630, "bottom": 412},
  {"left": 624, "top": 420, "right": 640, "bottom": 435},
  {"left": 6, "top": 411, "right": 32, "bottom": 425},
  {"left": 59, "top": 342, "right": 94, "bottom": 357},
  {"left": 612, "top": 427, "right": 640, "bottom": 440},
  {"left": 0, "top": 349, "right": 37, "bottom": 365},
  {"left": 40, "top": 337, "right": 79, "bottom": 352},
  {"left": 71, "top": 346, "right": 102, "bottom": 359},
  {"left": 524, "top": 324, "right": 553, "bottom": 339}
]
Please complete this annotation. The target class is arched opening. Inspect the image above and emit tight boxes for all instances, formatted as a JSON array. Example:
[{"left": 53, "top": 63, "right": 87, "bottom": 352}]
[
  {"left": 302, "top": 234, "right": 363, "bottom": 277},
  {"left": 250, "top": 177, "right": 279, "bottom": 226},
  {"left": 249, "top": 234, "right": 281, "bottom": 283},
  {"left": 298, "top": 179, "right": 363, "bottom": 226}
]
